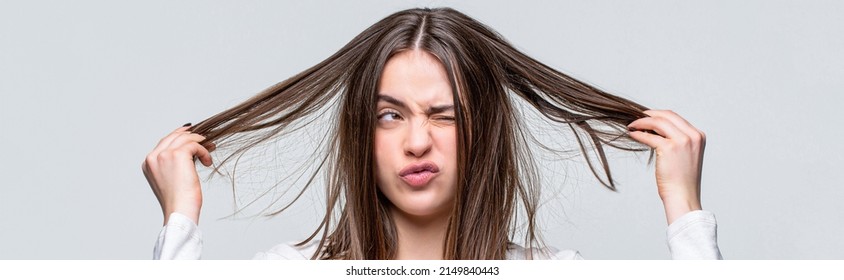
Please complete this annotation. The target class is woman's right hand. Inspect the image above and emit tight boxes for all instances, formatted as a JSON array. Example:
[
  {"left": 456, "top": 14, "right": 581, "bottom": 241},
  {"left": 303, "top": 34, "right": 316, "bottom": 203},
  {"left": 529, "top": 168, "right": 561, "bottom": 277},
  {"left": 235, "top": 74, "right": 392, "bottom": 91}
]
[{"left": 142, "top": 124, "right": 215, "bottom": 226}]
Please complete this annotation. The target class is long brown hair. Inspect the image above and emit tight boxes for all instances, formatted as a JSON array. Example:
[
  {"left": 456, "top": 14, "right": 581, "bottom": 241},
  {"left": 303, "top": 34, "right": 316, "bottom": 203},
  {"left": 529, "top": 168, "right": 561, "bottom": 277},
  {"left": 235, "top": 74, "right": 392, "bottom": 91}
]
[{"left": 189, "top": 7, "right": 649, "bottom": 260}]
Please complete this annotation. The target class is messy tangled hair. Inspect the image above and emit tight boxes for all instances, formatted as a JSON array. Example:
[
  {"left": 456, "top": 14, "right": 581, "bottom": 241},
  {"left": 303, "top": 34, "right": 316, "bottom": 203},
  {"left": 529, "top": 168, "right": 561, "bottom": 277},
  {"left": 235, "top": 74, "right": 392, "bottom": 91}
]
[{"left": 189, "top": 7, "right": 649, "bottom": 260}]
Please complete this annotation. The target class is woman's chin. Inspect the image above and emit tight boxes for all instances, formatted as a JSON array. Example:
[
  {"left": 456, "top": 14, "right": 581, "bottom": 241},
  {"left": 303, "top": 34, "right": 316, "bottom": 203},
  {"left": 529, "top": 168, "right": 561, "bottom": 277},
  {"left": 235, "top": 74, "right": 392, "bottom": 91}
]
[{"left": 391, "top": 198, "right": 452, "bottom": 219}]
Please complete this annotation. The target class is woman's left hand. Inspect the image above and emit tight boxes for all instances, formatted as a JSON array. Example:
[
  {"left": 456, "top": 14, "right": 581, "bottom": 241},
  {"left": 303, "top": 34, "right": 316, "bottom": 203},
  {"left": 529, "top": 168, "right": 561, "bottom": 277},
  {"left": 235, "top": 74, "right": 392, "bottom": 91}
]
[{"left": 627, "top": 110, "right": 705, "bottom": 225}]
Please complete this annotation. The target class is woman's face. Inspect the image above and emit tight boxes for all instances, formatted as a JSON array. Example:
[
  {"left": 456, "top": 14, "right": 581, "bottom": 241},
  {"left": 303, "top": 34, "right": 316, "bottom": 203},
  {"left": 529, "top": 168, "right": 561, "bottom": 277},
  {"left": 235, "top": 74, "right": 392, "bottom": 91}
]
[{"left": 374, "top": 50, "right": 458, "bottom": 220}]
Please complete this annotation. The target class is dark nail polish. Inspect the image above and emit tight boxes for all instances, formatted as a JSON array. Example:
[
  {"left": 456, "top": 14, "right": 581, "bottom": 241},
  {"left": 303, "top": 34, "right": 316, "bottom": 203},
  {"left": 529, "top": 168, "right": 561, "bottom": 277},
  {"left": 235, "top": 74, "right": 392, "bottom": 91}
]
[{"left": 183, "top": 123, "right": 192, "bottom": 127}]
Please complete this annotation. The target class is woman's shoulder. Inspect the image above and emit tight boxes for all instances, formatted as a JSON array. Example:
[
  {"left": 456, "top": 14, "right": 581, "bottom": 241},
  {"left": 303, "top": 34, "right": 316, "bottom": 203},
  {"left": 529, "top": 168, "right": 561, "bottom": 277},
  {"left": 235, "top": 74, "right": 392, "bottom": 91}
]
[
  {"left": 253, "top": 239, "right": 322, "bottom": 260},
  {"left": 253, "top": 239, "right": 583, "bottom": 260},
  {"left": 505, "top": 243, "right": 583, "bottom": 260}
]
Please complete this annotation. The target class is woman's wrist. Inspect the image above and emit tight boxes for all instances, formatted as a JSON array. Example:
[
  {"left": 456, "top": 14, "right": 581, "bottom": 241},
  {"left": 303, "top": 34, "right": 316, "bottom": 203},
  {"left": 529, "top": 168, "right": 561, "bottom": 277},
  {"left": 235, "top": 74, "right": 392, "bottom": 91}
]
[
  {"left": 163, "top": 200, "right": 201, "bottom": 226},
  {"left": 661, "top": 195, "right": 702, "bottom": 225}
]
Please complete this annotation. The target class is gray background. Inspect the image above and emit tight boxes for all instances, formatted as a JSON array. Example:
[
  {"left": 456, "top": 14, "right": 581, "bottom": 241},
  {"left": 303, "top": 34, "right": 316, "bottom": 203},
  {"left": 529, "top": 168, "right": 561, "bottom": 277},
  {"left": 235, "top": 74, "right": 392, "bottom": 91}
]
[{"left": 1, "top": 0, "right": 842, "bottom": 259}]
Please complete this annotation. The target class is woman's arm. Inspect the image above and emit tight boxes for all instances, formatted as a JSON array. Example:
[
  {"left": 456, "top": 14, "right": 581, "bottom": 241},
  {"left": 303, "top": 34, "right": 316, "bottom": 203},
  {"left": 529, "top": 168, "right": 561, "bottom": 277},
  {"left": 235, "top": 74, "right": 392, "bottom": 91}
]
[
  {"left": 627, "top": 110, "right": 705, "bottom": 225},
  {"left": 142, "top": 124, "right": 213, "bottom": 226},
  {"left": 627, "top": 110, "right": 721, "bottom": 259},
  {"left": 143, "top": 124, "right": 214, "bottom": 259}
]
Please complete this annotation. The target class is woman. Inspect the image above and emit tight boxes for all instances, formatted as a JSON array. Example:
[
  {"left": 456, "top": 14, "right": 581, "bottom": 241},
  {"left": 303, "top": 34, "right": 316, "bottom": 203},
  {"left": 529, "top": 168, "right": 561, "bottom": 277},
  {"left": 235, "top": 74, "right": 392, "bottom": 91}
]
[{"left": 143, "top": 7, "right": 721, "bottom": 260}]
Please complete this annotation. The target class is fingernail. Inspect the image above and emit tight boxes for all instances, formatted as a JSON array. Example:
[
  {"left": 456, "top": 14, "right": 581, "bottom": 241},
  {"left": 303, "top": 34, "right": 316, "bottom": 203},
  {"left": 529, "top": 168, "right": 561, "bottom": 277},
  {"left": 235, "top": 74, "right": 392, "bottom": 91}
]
[{"left": 183, "top": 123, "right": 192, "bottom": 127}]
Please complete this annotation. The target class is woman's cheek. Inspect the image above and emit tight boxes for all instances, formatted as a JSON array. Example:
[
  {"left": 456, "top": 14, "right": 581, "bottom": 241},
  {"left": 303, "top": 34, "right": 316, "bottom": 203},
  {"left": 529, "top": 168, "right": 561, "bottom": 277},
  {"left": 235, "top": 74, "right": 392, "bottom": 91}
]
[{"left": 374, "top": 130, "right": 399, "bottom": 187}]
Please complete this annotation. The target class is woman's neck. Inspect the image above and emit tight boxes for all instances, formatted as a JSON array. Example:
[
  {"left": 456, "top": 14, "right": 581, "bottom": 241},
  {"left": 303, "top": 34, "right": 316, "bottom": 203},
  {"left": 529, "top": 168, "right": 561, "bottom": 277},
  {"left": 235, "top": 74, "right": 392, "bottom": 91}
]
[{"left": 390, "top": 207, "right": 450, "bottom": 260}]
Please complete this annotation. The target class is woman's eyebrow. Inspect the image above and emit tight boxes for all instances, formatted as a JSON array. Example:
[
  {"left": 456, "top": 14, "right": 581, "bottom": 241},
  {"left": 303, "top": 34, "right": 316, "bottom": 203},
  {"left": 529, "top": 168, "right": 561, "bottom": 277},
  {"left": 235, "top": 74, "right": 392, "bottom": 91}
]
[
  {"left": 377, "top": 94, "right": 407, "bottom": 109},
  {"left": 377, "top": 94, "right": 454, "bottom": 114},
  {"left": 426, "top": 105, "right": 454, "bottom": 115}
]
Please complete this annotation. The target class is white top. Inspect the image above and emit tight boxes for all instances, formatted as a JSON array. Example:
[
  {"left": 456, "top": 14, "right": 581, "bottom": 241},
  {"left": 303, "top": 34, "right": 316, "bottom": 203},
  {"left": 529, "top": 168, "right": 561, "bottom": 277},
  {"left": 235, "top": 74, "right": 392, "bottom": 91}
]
[{"left": 154, "top": 210, "right": 722, "bottom": 260}]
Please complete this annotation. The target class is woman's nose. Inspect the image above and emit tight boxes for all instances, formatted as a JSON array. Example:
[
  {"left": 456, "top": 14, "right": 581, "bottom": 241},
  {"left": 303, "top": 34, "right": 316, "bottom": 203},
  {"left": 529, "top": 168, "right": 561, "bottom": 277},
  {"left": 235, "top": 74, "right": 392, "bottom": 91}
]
[{"left": 404, "top": 121, "right": 432, "bottom": 158}]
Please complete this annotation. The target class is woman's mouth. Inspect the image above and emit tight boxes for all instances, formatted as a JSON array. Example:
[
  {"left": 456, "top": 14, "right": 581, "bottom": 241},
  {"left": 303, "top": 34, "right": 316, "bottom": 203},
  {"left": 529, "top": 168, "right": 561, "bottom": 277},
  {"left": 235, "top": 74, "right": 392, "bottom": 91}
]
[{"left": 399, "top": 161, "right": 440, "bottom": 187}]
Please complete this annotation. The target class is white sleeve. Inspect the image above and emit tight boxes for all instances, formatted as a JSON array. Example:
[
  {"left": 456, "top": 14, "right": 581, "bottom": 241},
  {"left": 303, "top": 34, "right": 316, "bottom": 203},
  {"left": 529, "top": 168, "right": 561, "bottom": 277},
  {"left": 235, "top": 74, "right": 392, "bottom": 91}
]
[
  {"left": 666, "top": 210, "right": 723, "bottom": 260},
  {"left": 153, "top": 212, "right": 202, "bottom": 260}
]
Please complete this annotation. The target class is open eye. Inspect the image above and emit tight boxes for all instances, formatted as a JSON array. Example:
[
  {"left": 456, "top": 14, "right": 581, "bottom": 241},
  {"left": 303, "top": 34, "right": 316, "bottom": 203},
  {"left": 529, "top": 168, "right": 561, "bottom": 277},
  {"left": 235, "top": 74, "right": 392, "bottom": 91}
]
[{"left": 377, "top": 110, "right": 403, "bottom": 122}]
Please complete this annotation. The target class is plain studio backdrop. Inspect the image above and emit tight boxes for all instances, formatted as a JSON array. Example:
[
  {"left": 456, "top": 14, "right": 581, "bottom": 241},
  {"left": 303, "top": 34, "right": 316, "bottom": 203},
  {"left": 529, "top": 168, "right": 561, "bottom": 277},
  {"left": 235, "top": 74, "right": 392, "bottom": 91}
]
[{"left": 1, "top": 0, "right": 842, "bottom": 259}]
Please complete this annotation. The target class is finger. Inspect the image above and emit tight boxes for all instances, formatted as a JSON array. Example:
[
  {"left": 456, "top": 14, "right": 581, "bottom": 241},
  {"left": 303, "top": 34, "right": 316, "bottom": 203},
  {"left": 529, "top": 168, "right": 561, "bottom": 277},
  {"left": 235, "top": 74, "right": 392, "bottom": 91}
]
[
  {"left": 166, "top": 133, "right": 207, "bottom": 151},
  {"left": 203, "top": 142, "right": 217, "bottom": 153},
  {"left": 628, "top": 116, "right": 686, "bottom": 141},
  {"left": 151, "top": 126, "right": 194, "bottom": 155},
  {"left": 195, "top": 143, "right": 214, "bottom": 167},
  {"left": 628, "top": 130, "right": 668, "bottom": 148},
  {"left": 149, "top": 133, "right": 207, "bottom": 168},
  {"left": 645, "top": 110, "right": 706, "bottom": 148},
  {"left": 187, "top": 142, "right": 214, "bottom": 167},
  {"left": 162, "top": 125, "right": 193, "bottom": 144},
  {"left": 643, "top": 110, "right": 703, "bottom": 140},
  {"left": 164, "top": 132, "right": 213, "bottom": 165}
]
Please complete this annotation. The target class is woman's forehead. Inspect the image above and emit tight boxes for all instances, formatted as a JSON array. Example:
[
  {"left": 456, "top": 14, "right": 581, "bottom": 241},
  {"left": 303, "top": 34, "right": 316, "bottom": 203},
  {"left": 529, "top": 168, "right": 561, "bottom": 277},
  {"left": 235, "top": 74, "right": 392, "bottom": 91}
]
[{"left": 378, "top": 50, "right": 454, "bottom": 108}]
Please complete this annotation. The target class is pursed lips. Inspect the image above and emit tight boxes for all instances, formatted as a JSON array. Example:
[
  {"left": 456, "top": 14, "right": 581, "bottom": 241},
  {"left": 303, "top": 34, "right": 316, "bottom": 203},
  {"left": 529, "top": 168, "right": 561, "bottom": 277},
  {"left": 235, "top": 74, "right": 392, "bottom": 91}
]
[{"left": 399, "top": 161, "right": 440, "bottom": 187}]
